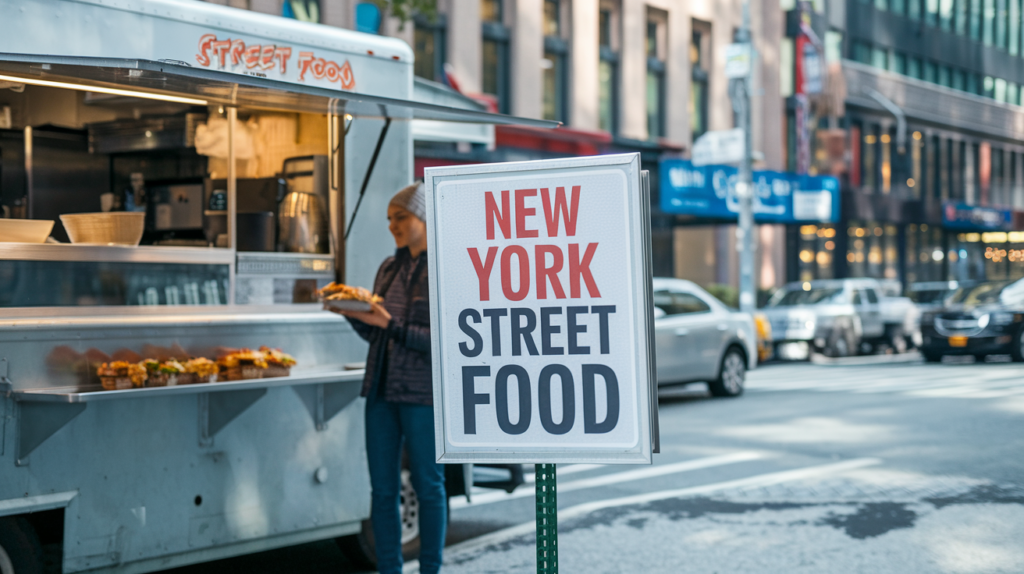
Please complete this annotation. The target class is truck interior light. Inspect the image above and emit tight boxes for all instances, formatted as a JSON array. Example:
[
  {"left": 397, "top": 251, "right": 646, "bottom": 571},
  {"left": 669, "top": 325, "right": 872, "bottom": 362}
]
[{"left": 0, "top": 74, "right": 208, "bottom": 105}]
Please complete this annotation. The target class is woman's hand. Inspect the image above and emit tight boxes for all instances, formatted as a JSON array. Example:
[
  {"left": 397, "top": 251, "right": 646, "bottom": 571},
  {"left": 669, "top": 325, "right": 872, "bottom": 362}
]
[{"left": 326, "top": 301, "right": 392, "bottom": 329}]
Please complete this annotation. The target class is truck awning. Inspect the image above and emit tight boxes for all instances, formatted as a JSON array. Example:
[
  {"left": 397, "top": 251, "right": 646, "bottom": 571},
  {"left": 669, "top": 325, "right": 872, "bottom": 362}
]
[{"left": 0, "top": 54, "right": 559, "bottom": 128}]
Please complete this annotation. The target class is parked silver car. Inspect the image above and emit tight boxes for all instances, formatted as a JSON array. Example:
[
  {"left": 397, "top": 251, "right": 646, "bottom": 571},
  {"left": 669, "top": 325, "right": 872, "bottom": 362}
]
[
  {"left": 653, "top": 278, "right": 758, "bottom": 397},
  {"left": 762, "top": 278, "right": 917, "bottom": 359}
]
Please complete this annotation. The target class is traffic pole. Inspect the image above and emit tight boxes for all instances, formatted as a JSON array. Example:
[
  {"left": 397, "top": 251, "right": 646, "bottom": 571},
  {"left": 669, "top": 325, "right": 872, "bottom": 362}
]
[
  {"left": 730, "top": 1, "right": 756, "bottom": 314},
  {"left": 535, "top": 463, "right": 558, "bottom": 573}
]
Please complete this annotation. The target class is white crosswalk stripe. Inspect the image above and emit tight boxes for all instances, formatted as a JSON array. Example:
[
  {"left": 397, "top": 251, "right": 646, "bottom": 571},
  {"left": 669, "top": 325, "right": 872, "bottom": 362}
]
[{"left": 747, "top": 361, "right": 1024, "bottom": 399}]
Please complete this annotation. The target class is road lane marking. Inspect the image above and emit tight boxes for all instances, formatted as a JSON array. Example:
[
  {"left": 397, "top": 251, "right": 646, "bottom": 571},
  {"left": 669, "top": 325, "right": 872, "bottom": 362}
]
[
  {"left": 452, "top": 451, "right": 765, "bottom": 509},
  {"left": 445, "top": 457, "right": 882, "bottom": 558}
]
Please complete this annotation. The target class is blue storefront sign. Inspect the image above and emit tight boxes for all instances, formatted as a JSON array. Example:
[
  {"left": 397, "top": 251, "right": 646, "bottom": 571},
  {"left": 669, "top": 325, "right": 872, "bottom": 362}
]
[
  {"left": 659, "top": 158, "right": 840, "bottom": 224},
  {"left": 941, "top": 202, "right": 1013, "bottom": 231}
]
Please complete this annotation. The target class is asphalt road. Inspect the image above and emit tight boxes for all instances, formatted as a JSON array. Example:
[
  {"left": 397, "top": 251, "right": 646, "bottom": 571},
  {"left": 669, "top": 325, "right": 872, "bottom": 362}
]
[{"left": 168, "top": 356, "right": 1024, "bottom": 573}]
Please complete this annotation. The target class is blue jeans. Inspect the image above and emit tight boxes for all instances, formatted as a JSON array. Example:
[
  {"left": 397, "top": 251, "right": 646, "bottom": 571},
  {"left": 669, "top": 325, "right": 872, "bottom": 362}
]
[{"left": 365, "top": 396, "right": 447, "bottom": 574}]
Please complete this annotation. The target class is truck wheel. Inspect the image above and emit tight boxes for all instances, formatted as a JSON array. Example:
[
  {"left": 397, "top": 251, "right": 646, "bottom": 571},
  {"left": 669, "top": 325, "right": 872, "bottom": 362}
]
[
  {"left": 825, "top": 327, "right": 852, "bottom": 358},
  {"left": 1012, "top": 327, "right": 1024, "bottom": 363},
  {"left": 708, "top": 347, "right": 745, "bottom": 397},
  {"left": 0, "top": 517, "right": 43, "bottom": 574},
  {"left": 922, "top": 350, "right": 943, "bottom": 363}
]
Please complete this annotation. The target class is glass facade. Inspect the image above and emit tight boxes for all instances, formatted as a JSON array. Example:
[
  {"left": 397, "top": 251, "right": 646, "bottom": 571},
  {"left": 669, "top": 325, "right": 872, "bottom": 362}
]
[
  {"left": 0, "top": 261, "right": 230, "bottom": 307},
  {"left": 796, "top": 224, "right": 838, "bottom": 281},
  {"left": 847, "top": 223, "right": 900, "bottom": 279}
]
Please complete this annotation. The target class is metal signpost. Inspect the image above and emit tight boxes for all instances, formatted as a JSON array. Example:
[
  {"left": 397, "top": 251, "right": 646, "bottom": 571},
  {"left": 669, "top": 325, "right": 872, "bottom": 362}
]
[
  {"left": 424, "top": 154, "right": 657, "bottom": 573},
  {"left": 728, "top": 2, "right": 757, "bottom": 314}
]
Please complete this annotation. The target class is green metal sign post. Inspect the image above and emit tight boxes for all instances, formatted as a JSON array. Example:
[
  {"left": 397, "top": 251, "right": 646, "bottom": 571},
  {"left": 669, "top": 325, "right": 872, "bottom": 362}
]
[{"left": 535, "top": 464, "right": 558, "bottom": 573}]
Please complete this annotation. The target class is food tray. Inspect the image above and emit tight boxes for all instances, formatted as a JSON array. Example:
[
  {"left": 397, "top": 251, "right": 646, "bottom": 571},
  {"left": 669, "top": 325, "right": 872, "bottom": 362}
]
[{"left": 323, "top": 299, "right": 372, "bottom": 312}]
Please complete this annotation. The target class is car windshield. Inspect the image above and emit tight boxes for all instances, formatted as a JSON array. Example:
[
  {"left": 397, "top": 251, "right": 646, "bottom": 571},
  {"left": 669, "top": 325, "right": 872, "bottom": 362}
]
[
  {"left": 768, "top": 287, "right": 847, "bottom": 306},
  {"left": 909, "top": 289, "right": 951, "bottom": 304},
  {"left": 948, "top": 281, "right": 1012, "bottom": 306}
]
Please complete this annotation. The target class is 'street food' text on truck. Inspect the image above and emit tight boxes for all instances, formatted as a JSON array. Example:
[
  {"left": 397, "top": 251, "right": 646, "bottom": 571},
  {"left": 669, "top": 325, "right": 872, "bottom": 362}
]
[{"left": 0, "top": 1, "right": 555, "bottom": 572}]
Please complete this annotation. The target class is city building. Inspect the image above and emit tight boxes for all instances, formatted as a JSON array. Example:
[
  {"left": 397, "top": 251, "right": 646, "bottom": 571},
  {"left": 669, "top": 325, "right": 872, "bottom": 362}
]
[{"left": 788, "top": 0, "right": 1024, "bottom": 285}]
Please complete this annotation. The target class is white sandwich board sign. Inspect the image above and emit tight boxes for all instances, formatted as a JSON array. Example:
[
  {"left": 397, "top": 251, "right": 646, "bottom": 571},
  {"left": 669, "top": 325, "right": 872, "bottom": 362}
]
[{"left": 424, "top": 153, "right": 656, "bottom": 465}]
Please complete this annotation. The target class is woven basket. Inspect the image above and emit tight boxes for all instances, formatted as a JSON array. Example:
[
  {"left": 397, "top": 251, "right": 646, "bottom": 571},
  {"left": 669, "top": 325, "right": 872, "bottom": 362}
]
[{"left": 60, "top": 213, "right": 145, "bottom": 246}]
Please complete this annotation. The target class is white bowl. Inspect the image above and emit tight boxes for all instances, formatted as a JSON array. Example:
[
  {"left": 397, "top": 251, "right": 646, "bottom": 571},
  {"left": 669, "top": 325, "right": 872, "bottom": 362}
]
[
  {"left": 60, "top": 212, "right": 145, "bottom": 246},
  {"left": 0, "top": 219, "right": 55, "bottom": 243}
]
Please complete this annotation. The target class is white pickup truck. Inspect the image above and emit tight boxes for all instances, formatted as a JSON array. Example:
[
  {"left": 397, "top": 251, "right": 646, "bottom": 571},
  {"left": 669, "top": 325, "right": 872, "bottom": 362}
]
[{"left": 762, "top": 278, "right": 920, "bottom": 359}]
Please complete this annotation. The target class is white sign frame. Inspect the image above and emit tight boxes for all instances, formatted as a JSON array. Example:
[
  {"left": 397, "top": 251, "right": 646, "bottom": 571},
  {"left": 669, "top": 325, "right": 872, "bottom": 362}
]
[{"left": 424, "top": 154, "right": 655, "bottom": 465}]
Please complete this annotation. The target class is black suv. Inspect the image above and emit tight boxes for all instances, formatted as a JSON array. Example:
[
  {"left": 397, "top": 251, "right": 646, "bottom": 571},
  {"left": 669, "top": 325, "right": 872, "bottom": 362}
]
[{"left": 919, "top": 279, "right": 1024, "bottom": 362}]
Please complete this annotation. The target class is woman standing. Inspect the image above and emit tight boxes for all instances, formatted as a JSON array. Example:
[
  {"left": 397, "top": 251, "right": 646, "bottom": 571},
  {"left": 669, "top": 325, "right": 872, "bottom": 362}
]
[{"left": 332, "top": 182, "right": 445, "bottom": 574}]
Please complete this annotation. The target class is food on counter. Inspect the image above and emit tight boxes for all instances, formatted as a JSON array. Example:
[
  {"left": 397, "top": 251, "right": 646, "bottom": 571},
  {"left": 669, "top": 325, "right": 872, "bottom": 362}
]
[
  {"left": 85, "top": 345, "right": 295, "bottom": 390},
  {"left": 183, "top": 357, "right": 219, "bottom": 384},
  {"left": 218, "top": 349, "right": 269, "bottom": 381},
  {"left": 143, "top": 359, "right": 186, "bottom": 387},
  {"left": 97, "top": 361, "right": 147, "bottom": 390},
  {"left": 319, "top": 282, "right": 382, "bottom": 304},
  {"left": 260, "top": 346, "right": 297, "bottom": 378}
]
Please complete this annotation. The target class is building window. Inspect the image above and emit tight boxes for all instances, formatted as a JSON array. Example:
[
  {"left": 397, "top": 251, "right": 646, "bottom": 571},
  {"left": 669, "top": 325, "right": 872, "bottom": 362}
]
[
  {"left": 283, "top": 0, "right": 320, "bottom": 23},
  {"left": 598, "top": 6, "right": 620, "bottom": 135},
  {"left": 893, "top": 0, "right": 907, "bottom": 14},
  {"left": 414, "top": 15, "right": 447, "bottom": 82},
  {"left": 863, "top": 128, "right": 878, "bottom": 191},
  {"left": 941, "top": 0, "right": 955, "bottom": 29},
  {"left": 966, "top": 72, "right": 980, "bottom": 94},
  {"left": 923, "top": 60, "right": 937, "bottom": 82},
  {"left": 890, "top": 51, "right": 907, "bottom": 74},
  {"left": 971, "top": 0, "right": 983, "bottom": 39},
  {"left": 646, "top": 12, "right": 666, "bottom": 140},
  {"left": 1011, "top": 0, "right": 1021, "bottom": 54},
  {"left": 926, "top": 0, "right": 939, "bottom": 25},
  {"left": 910, "top": 0, "right": 923, "bottom": 19},
  {"left": 908, "top": 56, "right": 923, "bottom": 78},
  {"left": 984, "top": 75, "right": 996, "bottom": 97},
  {"left": 997, "top": 0, "right": 1009, "bottom": 47},
  {"left": 871, "top": 46, "right": 889, "bottom": 69},
  {"left": 955, "top": 0, "right": 968, "bottom": 33},
  {"left": 1009, "top": 81, "right": 1020, "bottom": 104},
  {"left": 984, "top": 0, "right": 996, "bottom": 44},
  {"left": 481, "top": 0, "right": 502, "bottom": 22},
  {"left": 952, "top": 68, "right": 965, "bottom": 90},
  {"left": 938, "top": 65, "right": 952, "bottom": 87},
  {"left": 691, "top": 25, "right": 710, "bottom": 141},
  {"left": 542, "top": 0, "right": 569, "bottom": 123},
  {"left": 482, "top": 0, "right": 510, "bottom": 113},
  {"left": 853, "top": 41, "right": 872, "bottom": 64}
]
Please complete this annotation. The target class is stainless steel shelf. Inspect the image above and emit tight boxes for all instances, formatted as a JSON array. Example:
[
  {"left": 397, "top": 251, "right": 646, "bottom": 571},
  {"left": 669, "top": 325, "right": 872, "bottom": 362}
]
[
  {"left": 13, "top": 369, "right": 364, "bottom": 403},
  {"left": 0, "top": 243, "right": 235, "bottom": 264}
]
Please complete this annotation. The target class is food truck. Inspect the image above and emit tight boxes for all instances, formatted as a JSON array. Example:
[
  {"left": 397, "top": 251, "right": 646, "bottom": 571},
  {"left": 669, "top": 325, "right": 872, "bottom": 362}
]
[{"left": 0, "top": 1, "right": 554, "bottom": 572}]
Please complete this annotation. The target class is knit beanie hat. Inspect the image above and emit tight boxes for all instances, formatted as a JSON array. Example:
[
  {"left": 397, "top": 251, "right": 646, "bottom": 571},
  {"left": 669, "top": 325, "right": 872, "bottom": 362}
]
[{"left": 389, "top": 182, "right": 426, "bottom": 221}]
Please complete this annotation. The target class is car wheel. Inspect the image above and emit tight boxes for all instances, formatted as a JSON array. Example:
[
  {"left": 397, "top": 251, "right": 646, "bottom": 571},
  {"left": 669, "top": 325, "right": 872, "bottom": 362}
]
[
  {"left": 1012, "top": 328, "right": 1024, "bottom": 363},
  {"left": 888, "top": 326, "right": 908, "bottom": 354},
  {"left": 709, "top": 347, "right": 745, "bottom": 398},
  {"left": 825, "top": 327, "right": 852, "bottom": 358},
  {"left": 921, "top": 349, "right": 943, "bottom": 363},
  {"left": 337, "top": 459, "right": 433, "bottom": 568},
  {"left": 973, "top": 354, "right": 987, "bottom": 363},
  {"left": 0, "top": 517, "right": 44, "bottom": 574}
]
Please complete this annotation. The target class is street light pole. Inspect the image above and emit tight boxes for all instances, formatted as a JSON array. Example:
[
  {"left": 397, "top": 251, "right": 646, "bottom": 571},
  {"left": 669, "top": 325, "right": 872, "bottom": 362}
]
[{"left": 729, "top": 1, "right": 756, "bottom": 314}]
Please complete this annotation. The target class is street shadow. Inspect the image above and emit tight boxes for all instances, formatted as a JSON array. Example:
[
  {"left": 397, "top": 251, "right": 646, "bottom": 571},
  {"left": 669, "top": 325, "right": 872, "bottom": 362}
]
[{"left": 656, "top": 384, "right": 713, "bottom": 405}]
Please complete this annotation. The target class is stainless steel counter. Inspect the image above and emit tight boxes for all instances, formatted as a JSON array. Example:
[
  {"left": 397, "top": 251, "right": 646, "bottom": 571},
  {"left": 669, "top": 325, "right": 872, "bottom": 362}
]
[{"left": 12, "top": 369, "right": 365, "bottom": 403}]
